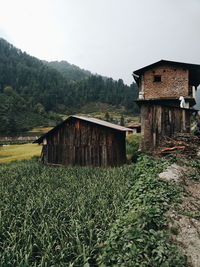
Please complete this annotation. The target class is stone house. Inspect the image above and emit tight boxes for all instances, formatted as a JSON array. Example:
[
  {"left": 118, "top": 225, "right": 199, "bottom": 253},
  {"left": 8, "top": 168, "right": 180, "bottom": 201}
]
[{"left": 133, "top": 60, "right": 200, "bottom": 150}]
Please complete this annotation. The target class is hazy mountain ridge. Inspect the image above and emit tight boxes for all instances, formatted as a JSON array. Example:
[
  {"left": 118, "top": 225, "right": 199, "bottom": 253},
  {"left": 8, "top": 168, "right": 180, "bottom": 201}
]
[{"left": 44, "top": 60, "right": 92, "bottom": 81}]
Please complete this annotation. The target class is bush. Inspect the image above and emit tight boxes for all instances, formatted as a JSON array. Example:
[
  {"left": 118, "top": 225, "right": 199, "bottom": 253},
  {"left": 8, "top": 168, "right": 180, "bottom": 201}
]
[
  {"left": 98, "top": 155, "right": 186, "bottom": 266},
  {"left": 126, "top": 134, "right": 141, "bottom": 162}
]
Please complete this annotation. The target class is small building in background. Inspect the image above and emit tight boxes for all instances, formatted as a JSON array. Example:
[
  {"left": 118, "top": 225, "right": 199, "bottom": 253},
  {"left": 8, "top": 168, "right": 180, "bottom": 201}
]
[
  {"left": 34, "top": 116, "right": 132, "bottom": 167},
  {"left": 125, "top": 122, "right": 141, "bottom": 133},
  {"left": 133, "top": 60, "right": 200, "bottom": 150}
]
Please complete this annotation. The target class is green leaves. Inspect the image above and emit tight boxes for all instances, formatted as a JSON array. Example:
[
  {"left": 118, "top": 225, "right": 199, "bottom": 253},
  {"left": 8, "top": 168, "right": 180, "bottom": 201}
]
[
  {"left": 0, "top": 159, "right": 132, "bottom": 266},
  {"left": 126, "top": 134, "right": 141, "bottom": 156},
  {"left": 98, "top": 155, "right": 186, "bottom": 266},
  {"left": 0, "top": 155, "right": 186, "bottom": 266}
]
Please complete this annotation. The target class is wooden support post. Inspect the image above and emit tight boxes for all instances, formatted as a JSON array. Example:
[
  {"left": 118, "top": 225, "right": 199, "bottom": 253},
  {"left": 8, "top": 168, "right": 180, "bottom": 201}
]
[
  {"left": 153, "top": 132, "right": 156, "bottom": 147},
  {"left": 182, "top": 109, "right": 186, "bottom": 132}
]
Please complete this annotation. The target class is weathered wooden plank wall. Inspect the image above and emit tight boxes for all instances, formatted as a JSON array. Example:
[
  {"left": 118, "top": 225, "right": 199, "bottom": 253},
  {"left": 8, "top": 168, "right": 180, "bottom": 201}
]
[
  {"left": 140, "top": 104, "right": 191, "bottom": 150},
  {"left": 41, "top": 118, "right": 126, "bottom": 167}
]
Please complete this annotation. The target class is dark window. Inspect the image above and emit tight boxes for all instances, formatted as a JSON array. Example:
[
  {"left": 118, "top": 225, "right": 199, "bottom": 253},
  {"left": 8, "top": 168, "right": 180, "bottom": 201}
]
[{"left": 153, "top": 75, "right": 161, "bottom": 82}]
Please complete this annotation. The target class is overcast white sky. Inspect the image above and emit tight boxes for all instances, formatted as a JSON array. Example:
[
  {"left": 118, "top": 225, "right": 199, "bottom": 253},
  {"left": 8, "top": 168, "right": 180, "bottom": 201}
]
[{"left": 0, "top": 0, "right": 200, "bottom": 84}]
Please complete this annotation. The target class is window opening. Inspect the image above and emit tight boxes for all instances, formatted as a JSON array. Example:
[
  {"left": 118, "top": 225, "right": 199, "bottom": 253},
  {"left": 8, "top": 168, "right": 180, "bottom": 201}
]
[{"left": 153, "top": 75, "right": 161, "bottom": 82}]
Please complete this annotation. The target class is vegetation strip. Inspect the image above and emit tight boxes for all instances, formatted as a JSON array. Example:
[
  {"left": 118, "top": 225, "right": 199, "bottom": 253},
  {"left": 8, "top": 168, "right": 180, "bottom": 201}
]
[{"left": 98, "top": 155, "right": 186, "bottom": 266}]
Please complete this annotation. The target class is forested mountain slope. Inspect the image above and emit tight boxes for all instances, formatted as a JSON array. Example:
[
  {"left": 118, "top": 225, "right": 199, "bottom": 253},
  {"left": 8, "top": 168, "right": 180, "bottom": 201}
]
[
  {"left": 0, "top": 38, "right": 139, "bottom": 134},
  {"left": 44, "top": 60, "right": 92, "bottom": 81}
]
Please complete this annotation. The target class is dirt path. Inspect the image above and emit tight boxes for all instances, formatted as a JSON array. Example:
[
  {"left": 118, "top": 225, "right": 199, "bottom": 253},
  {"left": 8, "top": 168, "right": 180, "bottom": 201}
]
[{"left": 159, "top": 161, "right": 200, "bottom": 267}]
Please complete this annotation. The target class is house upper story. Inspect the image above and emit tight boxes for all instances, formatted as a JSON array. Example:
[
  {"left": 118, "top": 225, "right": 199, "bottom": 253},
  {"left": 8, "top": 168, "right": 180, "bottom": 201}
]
[{"left": 133, "top": 60, "right": 200, "bottom": 106}]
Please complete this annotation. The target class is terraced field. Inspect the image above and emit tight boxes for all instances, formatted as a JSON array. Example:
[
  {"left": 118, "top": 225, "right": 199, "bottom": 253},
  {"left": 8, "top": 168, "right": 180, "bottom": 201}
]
[{"left": 0, "top": 144, "right": 41, "bottom": 163}]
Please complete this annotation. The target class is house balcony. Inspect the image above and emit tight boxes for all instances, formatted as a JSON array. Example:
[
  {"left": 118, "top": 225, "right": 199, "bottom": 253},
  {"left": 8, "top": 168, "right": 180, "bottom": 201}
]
[{"left": 135, "top": 96, "right": 196, "bottom": 109}]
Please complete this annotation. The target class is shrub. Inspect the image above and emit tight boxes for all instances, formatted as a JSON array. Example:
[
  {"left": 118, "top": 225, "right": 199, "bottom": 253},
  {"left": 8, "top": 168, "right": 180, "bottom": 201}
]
[
  {"left": 126, "top": 134, "right": 141, "bottom": 162},
  {"left": 98, "top": 155, "right": 186, "bottom": 266}
]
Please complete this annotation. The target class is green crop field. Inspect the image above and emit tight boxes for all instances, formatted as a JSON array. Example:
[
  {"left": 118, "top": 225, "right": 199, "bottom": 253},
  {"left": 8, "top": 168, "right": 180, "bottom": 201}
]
[
  {"left": 0, "top": 159, "right": 132, "bottom": 266},
  {"left": 0, "top": 144, "right": 41, "bottom": 163},
  {"left": 0, "top": 156, "right": 186, "bottom": 266}
]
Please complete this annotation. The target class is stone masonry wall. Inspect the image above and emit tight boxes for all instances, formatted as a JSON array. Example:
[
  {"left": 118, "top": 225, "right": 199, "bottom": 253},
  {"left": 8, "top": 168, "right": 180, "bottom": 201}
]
[{"left": 141, "top": 65, "right": 189, "bottom": 99}]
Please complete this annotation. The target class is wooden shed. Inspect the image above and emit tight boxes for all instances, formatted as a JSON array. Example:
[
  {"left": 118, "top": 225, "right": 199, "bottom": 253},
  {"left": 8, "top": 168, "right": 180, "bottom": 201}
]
[{"left": 34, "top": 116, "right": 132, "bottom": 167}]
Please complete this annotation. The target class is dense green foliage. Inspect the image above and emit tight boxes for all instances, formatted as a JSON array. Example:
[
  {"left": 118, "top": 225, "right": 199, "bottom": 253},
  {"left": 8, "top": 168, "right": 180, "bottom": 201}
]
[
  {"left": 44, "top": 60, "right": 92, "bottom": 81},
  {"left": 65, "top": 76, "right": 139, "bottom": 115},
  {"left": 0, "top": 87, "right": 62, "bottom": 135},
  {"left": 0, "top": 159, "right": 132, "bottom": 266},
  {"left": 0, "top": 156, "right": 185, "bottom": 266},
  {"left": 126, "top": 134, "right": 141, "bottom": 155},
  {"left": 98, "top": 156, "right": 186, "bottom": 266},
  {"left": 0, "top": 38, "right": 139, "bottom": 134}
]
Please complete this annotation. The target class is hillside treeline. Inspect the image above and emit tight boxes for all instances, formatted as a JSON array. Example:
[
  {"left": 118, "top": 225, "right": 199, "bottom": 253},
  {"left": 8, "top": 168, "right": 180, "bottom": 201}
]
[
  {"left": 44, "top": 60, "right": 92, "bottom": 81},
  {"left": 0, "top": 38, "right": 139, "bottom": 134}
]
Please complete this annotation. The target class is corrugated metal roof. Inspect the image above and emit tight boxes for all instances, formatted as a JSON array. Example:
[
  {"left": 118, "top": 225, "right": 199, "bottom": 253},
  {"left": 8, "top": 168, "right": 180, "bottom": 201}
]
[{"left": 34, "top": 115, "right": 133, "bottom": 143}]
